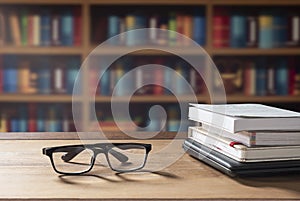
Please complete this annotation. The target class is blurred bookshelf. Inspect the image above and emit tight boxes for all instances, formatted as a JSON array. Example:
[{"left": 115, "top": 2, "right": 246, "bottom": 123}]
[{"left": 0, "top": 0, "right": 299, "bottom": 133}]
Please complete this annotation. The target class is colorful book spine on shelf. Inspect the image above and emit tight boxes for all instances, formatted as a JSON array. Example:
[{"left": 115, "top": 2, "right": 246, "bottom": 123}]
[
  {"left": 213, "top": 7, "right": 229, "bottom": 48},
  {"left": 246, "top": 16, "right": 258, "bottom": 47},
  {"left": 0, "top": 8, "right": 5, "bottom": 46},
  {"left": 0, "top": 56, "right": 3, "bottom": 93},
  {"left": 275, "top": 59, "right": 288, "bottom": 95},
  {"left": 258, "top": 12, "right": 273, "bottom": 48},
  {"left": 230, "top": 13, "right": 247, "bottom": 48},
  {"left": 9, "top": 10, "right": 22, "bottom": 46},
  {"left": 37, "top": 66, "right": 51, "bottom": 94},
  {"left": 108, "top": 15, "right": 120, "bottom": 45},
  {"left": 40, "top": 9, "right": 51, "bottom": 46},
  {"left": 73, "top": 7, "right": 82, "bottom": 46},
  {"left": 168, "top": 12, "right": 177, "bottom": 46},
  {"left": 266, "top": 64, "right": 275, "bottom": 95},
  {"left": 3, "top": 56, "right": 17, "bottom": 93},
  {"left": 243, "top": 60, "right": 256, "bottom": 96},
  {"left": 60, "top": 10, "right": 74, "bottom": 46},
  {"left": 51, "top": 12, "right": 61, "bottom": 46},
  {"left": 20, "top": 9, "right": 28, "bottom": 46},
  {"left": 287, "top": 14, "right": 300, "bottom": 47},
  {"left": 273, "top": 14, "right": 287, "bottom": 48},
  {"left": 193, "top": 10, "right": 206, "bottom": 46},
  {"left": 32, "top": 10, "right": 41, "bottom": 46}
]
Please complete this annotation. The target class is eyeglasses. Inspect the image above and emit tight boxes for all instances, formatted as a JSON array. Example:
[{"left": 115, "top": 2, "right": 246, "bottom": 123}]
[{"left": 42, "top": 143, "right": 152, "bottom": 175}]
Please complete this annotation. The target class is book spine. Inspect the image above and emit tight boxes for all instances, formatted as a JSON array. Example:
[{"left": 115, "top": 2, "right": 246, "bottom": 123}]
[
  {"left": 0, "top": 9, "right": 5, "bottom": 46},
  {"left": 255, "top": 67, "right": 267, "bottom": 96},
  {"left": 9, "top": 10, "right": 22, "bottom": 46},
  {"left": 193, "top": 13, "right": 206, "bottom": 46},
  {"left": 275, "top": 59, "right": 288, "bottom": 95},
  {"left": 182, "top": 15, "right": 193, "bottom": 46},
  {"left": 258, "top": 14, "right": 273, "bottom": 48},
  {"left": 37, "top": 67, "right": 51, "bottom": 94},
  {"left": 0, "top": 56, "right": 3, "bottom": 93},
  {"left": 168, "top": 12, "right": 177, "bottom": 46},
  {"left": 267, "top": 65, "right": 275, "bottom": 95},
  {"left": 108, "top": 15, "right": 119, "bottom": 45},
  {"left": 246, "top": 16, "right": 258, "bottom": 47},
  {"left": 40, "top": 9, "right": 51, "bottom": 46},
  {"left": 230, "top": 14, "right": 247, "bottom": 48},
  {"left": 287, "top": 15, "right": 300, "bottom": 46},
  {"left": 73, "top": 7, "right": 82, "bottom": 46},
  {"left": 60, "top": 10, "right": 73, "bottom": 46},
  {"left": 51, "top": 13, "right": 61, "bottom": 46},
  {"left": 32, "top": 12, "right": 40, "bottom": 46},
  {"left": 27, "top": 12, "right": 34, "bottom": 46},
  {"left": 273, "top": 15, "right": 287, "bottom": 48},
  {"left": 20, "top": 9, "right": 28, "bottom": 46},
  {"left": 213, "top": 7, "right": 229, "bottom": 48}
]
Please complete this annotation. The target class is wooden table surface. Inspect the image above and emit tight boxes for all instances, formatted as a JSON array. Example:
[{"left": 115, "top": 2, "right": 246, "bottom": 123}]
[{"left": 1, "top": 132, "right": 300, "bottom": 200}]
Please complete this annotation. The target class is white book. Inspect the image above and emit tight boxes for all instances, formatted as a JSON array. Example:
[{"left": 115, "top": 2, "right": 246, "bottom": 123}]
[
  {"left": 188, "top": 126, "right": 300, "bottom": 162},
  {"left": 188, "top": 104, "right": 300, "bottom": 133},
  {"left": 199, "top": 124, "right": 300, "bottom": 147}
]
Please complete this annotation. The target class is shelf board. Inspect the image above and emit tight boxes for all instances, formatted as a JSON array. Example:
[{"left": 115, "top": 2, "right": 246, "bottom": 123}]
[
  {"left": 0, "top": 94, "right": 81, "bottom": 102},
  {"left": 211, "top": 48, "right": 300, "bottom": 56},
  {"left": 94, "top": 95, "right": 207, "bottom": 103},
  {"left": 211, "top": 0, "right": 300, "bottom": 5},
  {"left": 0, "top": 46, "right": 83, "bottom": 55},
  {"left": 0, "top": 0, "right": 83, "bottom": 4},
  {"left": 88, "top": 45, "right": 209, "bottom": 55},
  {"left": 89, "top": 0, "right": 208, "bottom": 5}
]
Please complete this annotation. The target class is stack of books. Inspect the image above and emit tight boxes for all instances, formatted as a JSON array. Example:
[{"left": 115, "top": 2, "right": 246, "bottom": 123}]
[{"left": 183, "top": 103, "right": 300, "bottom": 177}]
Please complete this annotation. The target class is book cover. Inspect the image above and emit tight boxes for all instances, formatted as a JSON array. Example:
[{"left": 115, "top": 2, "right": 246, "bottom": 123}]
[
  {"left": 189, "top": 103, "right": 300, "bottom": 132},
  {"left": 188, "top": 126, "right": 300, "bottom": 162}
]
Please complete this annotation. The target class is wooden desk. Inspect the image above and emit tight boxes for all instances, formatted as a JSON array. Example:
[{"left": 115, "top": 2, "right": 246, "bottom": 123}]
[{"left": 1, "top": 132, "right": 300, "bottom": 200}]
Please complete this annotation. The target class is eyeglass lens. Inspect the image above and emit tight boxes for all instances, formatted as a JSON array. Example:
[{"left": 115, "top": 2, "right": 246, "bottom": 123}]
[{"left": 51, "top": 144, "right": 147, "bottom": 173}]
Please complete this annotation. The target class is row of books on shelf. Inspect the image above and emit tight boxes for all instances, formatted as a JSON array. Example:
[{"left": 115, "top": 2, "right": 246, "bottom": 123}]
[
  {"left": 90, "top": 57, "right": 205, "bottom": 96},
  {"left": 0, "top": 104, "right": 75, "bottom": 132},
  {"left": 213, "top": 7, "right": 300, "bottom": 48},
  {"left": 0, "top": 6, "right": 81, "bottom": 47},
  {"left": 0, "top": 56, "right": 80, "bottom": 94},
  {"left": 184, "top": 104, "right": 300, "bottom": 177},
  {"left": 92, "top": 10, "right": 205, "bottom": 46},
  {"left": 215, "top": 58, "right": 300, "bottom": 96},
  {"left": 0, "top": 103, "right": 187, "bottom": 132}
]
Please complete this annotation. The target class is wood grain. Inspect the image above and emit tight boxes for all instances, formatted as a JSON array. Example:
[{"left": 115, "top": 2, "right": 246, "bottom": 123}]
[{"left": 0, "top": 137, "right": 300, "bottom": 200}]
